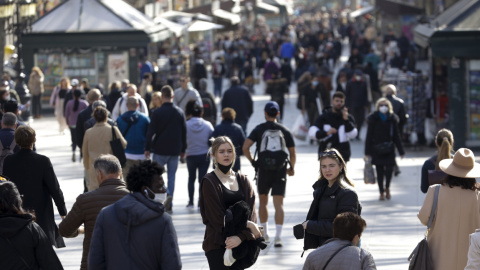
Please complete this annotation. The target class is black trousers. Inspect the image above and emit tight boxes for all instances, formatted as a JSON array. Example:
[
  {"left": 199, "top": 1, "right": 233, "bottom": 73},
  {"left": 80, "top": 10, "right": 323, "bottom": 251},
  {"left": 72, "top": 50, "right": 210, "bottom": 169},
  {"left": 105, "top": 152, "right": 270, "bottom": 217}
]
[
  {"left": 376, "top": 165, "right": 394, "bottom": 193},
  {"left": 206, "top": 248, "right": 245, "bottom": 270},
  {"left": 351, "top": 107, "right": 365, "bottom": 138}
]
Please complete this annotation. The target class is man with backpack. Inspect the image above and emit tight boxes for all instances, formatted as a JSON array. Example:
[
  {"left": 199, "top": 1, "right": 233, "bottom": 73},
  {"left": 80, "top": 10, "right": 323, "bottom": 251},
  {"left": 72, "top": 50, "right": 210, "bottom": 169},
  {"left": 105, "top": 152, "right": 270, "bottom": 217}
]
[
  {"left": 242, "top": 101, "right": 296, "bottom": 248},
  {"left": 198, "top": 78, "right": 217, "bottom": 126},
  {"left": 0, "top": 112, "right": 19, "bottom": 174},
  {"left": 111, "top": 84, "right": 148, "bottom": 121}
]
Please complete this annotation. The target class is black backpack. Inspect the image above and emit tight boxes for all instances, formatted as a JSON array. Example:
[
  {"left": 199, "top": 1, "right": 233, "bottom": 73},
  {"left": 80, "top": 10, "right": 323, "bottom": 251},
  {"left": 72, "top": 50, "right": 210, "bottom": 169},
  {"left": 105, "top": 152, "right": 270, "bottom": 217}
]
[
  {"left": 256, "top": 129, "right": 289, "bottom": 171},
  {"left": 200, "top": 93, "right": 214, "bottom": 120}
]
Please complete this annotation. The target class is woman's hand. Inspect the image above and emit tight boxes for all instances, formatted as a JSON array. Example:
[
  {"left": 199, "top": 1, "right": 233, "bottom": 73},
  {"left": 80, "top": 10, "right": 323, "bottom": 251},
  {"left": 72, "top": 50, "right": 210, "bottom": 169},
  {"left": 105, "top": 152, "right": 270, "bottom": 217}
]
[
  {"left": 302, "top": 220, "right": 309, "bottom": 230},
  {"left": 247, "top": 221, "right": 262, "bottom": 239},
  {"left": 225, "top": 236, "right": 242, "bottom": 249}
]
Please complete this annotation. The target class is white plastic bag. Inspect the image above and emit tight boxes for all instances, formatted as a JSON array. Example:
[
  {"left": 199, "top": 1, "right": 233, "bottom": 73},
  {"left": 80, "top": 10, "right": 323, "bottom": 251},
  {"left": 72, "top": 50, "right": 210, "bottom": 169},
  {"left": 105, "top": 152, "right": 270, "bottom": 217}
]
[
  {"left": 292, "top": 114, "right": 308, "bottom": 141},
  {"left": 224, "top": 248, "right": 236, "bottom": 266}
]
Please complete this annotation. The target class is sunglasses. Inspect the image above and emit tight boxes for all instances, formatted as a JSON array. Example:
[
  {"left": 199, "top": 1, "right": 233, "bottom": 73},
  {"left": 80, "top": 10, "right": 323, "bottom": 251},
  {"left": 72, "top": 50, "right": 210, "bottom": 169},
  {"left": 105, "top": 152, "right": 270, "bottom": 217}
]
[{"left": 319, "top": 151, "right": 337, "bottom": 157}]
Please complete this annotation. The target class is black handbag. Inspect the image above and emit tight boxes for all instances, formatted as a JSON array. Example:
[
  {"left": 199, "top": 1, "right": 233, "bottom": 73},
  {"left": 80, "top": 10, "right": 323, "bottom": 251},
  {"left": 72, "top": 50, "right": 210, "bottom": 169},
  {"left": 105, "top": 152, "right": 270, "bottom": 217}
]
[
  {"left": 110, "top": 126, "right": 127, "bottom": 167},
  {"left": 408, "top": 185, "right": 439, "bottom": 270},
  {"left": 374, "top": 142, "right": 394, "bottom": 155}
]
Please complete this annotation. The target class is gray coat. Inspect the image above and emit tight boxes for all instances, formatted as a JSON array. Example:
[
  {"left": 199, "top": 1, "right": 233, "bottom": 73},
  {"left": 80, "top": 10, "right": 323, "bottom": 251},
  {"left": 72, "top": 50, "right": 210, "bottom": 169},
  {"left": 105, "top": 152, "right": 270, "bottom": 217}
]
[{"left": 303, "top": 239, "right": 376, "bottom": 270}]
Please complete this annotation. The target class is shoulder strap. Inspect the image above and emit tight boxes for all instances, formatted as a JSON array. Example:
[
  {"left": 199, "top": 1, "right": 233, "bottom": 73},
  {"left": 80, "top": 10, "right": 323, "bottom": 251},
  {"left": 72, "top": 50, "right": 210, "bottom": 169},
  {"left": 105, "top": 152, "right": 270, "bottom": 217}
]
[
  {"left": 111, "top": 126, "right": 117, "bottom": 140},
  {"left": 177, "top": 90, "right": 190, "bottom": 106},
  {"left": 2, "top": 236, "right": 31, "bottom": 269},
  {"left": 322, "top": 244, "right": 352, "bottom": 270},
  {"left": 122, "top": 121, "right": 133, "bottom": 137},
  {"left": 117, "top": 97, "right": 124, "bottom": 116},
  {"left": 427, "top": 185, "right": 440, "bottom": 229}
]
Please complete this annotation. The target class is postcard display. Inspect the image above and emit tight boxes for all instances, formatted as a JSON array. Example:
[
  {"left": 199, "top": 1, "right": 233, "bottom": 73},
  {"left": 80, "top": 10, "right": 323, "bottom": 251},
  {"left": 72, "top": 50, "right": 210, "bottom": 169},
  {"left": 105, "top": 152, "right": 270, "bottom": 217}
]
[{"left": 381, "top": 72, "right": 427, "bottom": 143}]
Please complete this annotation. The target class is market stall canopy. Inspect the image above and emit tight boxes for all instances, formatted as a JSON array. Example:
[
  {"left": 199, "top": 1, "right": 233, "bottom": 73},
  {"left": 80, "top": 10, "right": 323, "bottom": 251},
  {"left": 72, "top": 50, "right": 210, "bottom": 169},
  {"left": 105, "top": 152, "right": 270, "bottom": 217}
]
[
  {"left": 255, "top": 0, "right": 280, "bottom": 14},
  {"left": 187, "top": 20, "right": 224, "bottom": 32},
  {"left": 376, "top": 0, "right": 423, "bottom": 15},
  {"left": 154, "top": 17, "right": 184, "bottom": 37},
  {"left": 31, "top": 0, "right": 171, "bottom": 42},
  {"left": 157, "top": 10, "right": 213, "bottom": 24},
  {"left": 212, "top": 0, "right": 241, "bottom": 25},
  {"left": 414, "top": 0, "right": 479, "bottom": 48},
  {"left": 349, "top": 5, "right": 375, "bottom": 19},
  {"left": 264, "top": 0, "right": 294, "bottom": 15}
]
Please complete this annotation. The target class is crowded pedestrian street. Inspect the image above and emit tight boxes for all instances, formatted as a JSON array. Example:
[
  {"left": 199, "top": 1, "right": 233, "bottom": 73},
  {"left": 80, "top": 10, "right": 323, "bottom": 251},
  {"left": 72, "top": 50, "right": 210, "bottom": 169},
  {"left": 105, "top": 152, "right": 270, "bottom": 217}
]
[
  {"left": 27, "top": 86, "right": 433, "bottom": 269},
  {"left": 2, "top": 1, "right": 480, "bottom": 270}
]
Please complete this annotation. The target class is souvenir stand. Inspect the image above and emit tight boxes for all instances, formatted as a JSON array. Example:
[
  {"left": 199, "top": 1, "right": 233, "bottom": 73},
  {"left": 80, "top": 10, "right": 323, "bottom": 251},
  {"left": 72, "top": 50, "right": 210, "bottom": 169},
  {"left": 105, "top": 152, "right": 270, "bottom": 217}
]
[{"left": 381, "top": 69, "right": 427, "bottom": 148}]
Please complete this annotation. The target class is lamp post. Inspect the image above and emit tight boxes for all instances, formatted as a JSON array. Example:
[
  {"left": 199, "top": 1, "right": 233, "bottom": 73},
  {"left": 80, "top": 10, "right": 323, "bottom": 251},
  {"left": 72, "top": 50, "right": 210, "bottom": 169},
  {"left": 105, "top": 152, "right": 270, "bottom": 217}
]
[{"left": 0, "top": 0, "right": 36, "bottom": 119}]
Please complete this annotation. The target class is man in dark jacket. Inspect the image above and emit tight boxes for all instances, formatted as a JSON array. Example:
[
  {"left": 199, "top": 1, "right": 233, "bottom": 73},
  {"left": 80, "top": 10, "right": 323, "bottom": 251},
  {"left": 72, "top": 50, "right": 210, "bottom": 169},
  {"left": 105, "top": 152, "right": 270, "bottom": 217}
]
[
  {"left": 199, "top": 78, "right": 217, "bottom": 126},
  {"left": 345, "top": 70, "right": 368, "bottom": 140},
  {"left": 308, "top": 92, "right": 357, "bottom": 162},
  {"left": 88, "top": 160, "right": 181, "bottom": 270},
  {"left": 59, "top": 155, "right": 129, "bottom": 270},
  {"left": 117, "top": 97, "right": 150, "bottom": 177},
  {"left": 145, "top": 85, "right": 186, "bottom": 213},
  {"left": 212, "top": 108, "right": 245, "bottom": 172},
  {"left": 221, "top": 76, "right": 253, "bottom": 134},
  {"left": 4, "top": 126, "right": 67, "bottom": 248}
]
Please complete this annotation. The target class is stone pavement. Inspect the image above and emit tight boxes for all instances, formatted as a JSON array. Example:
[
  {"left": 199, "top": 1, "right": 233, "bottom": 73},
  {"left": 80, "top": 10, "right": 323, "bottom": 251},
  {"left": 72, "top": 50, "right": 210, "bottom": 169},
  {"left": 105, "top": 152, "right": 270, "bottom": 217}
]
[{"left": 27, "top": 85, "right": 435, "bottom": 269}]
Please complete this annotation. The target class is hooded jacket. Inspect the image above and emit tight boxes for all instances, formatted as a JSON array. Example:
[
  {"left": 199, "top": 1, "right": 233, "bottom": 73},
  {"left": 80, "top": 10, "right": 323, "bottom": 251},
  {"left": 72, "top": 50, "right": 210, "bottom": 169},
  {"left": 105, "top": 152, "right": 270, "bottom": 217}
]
[
  {"left": 88, "top": 192, "right": 181, "bottom": 270},
  {"left": 0, "top": 214, "right": 63, "bottom": 270},
  {"left": 186, "top": 117, "right": 214, "bottom": 156},
  {"left": 117, "top": 110, "right": 150, "bottom": 155}
]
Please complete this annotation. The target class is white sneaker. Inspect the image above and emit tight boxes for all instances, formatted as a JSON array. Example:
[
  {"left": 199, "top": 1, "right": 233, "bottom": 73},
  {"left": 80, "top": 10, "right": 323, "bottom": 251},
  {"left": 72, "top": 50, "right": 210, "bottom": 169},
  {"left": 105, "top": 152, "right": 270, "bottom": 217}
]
[
  {"left": 264, "top": 234, "right": 270, "bottom": 243},
  {"left": 274, "top": 237, "right": 282, "bottom": 247}
]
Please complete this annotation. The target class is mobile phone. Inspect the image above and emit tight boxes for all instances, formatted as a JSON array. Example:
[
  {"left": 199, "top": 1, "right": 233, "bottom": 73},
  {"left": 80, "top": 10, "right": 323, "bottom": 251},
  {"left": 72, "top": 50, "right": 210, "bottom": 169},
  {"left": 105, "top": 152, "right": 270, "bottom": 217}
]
[{"left": 258, "top": 226, "right": 265, "bottom": 237}]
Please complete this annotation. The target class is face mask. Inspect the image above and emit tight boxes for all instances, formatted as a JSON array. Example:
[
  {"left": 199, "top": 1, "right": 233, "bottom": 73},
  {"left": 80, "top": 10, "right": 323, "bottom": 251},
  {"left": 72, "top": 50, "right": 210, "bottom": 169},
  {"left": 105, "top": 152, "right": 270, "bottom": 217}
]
[
  {"left": 217, "top": 162, "right": 233, "bottom": 174},
  {"left": 355, "top": 76, "right": 362, "bottom": 81},
  {"left": 312, "top": 81, "right": 319, "bottom": 86},
  {"left": 154, "top": 193, "right": 167, "bottom": 204},
  {"left": 379, "top": 105, "right": 389, "bottom": 114}
]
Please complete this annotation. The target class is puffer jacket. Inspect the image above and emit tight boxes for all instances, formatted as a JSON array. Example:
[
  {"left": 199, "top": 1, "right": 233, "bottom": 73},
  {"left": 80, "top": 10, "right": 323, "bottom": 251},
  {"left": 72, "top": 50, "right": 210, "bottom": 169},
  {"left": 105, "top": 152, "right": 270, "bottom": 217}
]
[
  {"left": 88, "top": 192, "right": 181, "bottom": 270},
  {"left": 117, "top": 110, "right": 150, "bottom": 155},
  {"left": 59, "top": 178, "right": 129, "bottom": 270},
  {"left": 303, "top": 179, "right": 361, "bottom": 252},
  {"left": 0, "top": 214, "right": 63, "bottom": 270}
]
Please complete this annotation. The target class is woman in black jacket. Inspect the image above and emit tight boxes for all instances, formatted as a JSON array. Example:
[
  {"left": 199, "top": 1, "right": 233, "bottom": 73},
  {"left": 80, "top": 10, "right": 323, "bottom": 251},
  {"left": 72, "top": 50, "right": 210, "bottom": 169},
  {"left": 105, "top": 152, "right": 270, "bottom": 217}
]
[
  {"left": 301, "top": 148, "right": 361, "bottom": 252},
  {"left": 0, "top": 181, "right": 63, "bottom": 270},
  {"left": 365, "top": 98, "right": 405, "bottom": 200}
]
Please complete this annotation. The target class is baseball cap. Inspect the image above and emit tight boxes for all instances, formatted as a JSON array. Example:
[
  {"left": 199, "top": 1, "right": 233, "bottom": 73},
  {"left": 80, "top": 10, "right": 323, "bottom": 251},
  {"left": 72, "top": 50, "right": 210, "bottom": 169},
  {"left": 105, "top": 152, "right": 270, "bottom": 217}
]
[
  {"left": 71, "top": 79, "right": 79, "bottom": 86},
  {"left": 264, "top": 101, "right": 280, "bottom": 115}
]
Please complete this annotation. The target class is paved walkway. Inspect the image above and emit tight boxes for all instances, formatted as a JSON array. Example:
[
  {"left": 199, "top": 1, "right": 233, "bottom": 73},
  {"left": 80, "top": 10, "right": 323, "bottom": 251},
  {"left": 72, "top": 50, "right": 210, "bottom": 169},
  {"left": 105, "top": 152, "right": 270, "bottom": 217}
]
[{"left": 28, "top": 84, "right": 435, "bottom": 269}]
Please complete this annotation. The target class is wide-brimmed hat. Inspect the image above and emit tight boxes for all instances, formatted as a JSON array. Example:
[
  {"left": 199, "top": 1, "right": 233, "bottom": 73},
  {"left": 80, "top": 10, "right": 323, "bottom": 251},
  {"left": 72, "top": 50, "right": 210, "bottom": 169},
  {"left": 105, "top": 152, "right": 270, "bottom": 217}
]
[{"left": 439, "top": 148, "right": 480, "bottom": 178}]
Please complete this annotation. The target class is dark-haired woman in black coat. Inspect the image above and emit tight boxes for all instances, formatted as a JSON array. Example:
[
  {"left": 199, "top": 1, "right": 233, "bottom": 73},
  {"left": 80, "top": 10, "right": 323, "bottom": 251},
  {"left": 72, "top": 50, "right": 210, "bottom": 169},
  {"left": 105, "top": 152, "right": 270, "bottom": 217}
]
[
  {"left": 0, "top": 181, "right": 64, "bottom": 270},
  {"left": 365, "top": 98, "right": 405, "bottom": 201}
]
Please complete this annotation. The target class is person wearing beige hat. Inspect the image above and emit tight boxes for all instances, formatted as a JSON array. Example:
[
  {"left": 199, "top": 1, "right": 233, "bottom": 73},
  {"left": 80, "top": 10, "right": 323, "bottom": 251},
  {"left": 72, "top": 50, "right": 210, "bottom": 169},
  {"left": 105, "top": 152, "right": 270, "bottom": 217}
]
[{"left": 418, "top": 148, "right": 480, "bottom": 270}]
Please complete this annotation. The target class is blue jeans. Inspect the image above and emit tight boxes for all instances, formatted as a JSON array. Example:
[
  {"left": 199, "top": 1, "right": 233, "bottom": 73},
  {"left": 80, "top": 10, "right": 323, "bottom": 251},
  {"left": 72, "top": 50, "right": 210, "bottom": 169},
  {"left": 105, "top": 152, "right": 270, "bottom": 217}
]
[
  {"left": 153, "top": 154, "right": 179, "bottom": 196},
  {"left": 213, "top": 77, "right": 223, "bottom": 97},
  {"left": 186, "top": 154, "right": 210, "bottom": 204}
]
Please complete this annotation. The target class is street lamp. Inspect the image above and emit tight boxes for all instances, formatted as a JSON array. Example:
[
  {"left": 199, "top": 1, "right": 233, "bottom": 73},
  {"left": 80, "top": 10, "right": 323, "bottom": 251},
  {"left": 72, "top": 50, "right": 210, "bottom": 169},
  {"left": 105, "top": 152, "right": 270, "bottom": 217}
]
[{"left": 0, "top": 0, "right": 36, "bottom": 119}]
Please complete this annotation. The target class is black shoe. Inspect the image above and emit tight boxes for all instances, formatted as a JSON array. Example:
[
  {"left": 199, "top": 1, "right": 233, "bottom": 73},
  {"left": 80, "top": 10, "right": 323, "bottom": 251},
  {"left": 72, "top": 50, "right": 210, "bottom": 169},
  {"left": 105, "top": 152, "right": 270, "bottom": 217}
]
[{"left": 394, "top": 170, "right": 401, "bottom": 176}]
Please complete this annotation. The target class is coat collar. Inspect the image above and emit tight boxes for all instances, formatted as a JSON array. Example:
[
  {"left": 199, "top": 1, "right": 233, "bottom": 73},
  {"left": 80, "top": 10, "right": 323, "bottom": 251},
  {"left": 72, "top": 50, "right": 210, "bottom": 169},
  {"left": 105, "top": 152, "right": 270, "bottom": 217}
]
[
  {"left": 99, "top": 178, "right": 126, "bottom": 188},
  {"left": 312, "top": 178, "right": 341, "bottom": 195}
]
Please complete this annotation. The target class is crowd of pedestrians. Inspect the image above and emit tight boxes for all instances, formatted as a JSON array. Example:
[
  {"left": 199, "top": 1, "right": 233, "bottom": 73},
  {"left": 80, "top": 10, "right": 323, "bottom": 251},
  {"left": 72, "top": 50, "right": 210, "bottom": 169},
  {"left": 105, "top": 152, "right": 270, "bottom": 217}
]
[{"left": 1, "top": 3, "right": 480, "bottom": 270}]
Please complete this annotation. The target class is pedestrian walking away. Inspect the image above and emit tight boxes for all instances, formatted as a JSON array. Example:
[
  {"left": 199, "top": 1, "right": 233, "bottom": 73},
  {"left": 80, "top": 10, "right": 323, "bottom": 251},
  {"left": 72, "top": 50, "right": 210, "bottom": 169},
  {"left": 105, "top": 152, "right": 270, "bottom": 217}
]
[
  {"left": 88, "top": 160, "right": 181, "bottom": 270},
  {"left": 418, "top": 148, "right": 480, "bottom": 270},
  {"left": 243, "top": 101, "right": 296, "bottom": 247}
]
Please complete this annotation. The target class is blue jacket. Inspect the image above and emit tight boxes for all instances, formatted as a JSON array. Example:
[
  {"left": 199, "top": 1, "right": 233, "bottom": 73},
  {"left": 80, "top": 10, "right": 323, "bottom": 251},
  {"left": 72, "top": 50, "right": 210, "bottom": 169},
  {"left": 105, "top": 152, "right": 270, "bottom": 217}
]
[
  {"left": 0, "top": 128, "right": 19, "bottom": 153},
  {"left": 117, "top": 111, "right": 150, "bottom": 155},
  {"left": 88, "top": 193, "right": 181, "bottom": 270}
]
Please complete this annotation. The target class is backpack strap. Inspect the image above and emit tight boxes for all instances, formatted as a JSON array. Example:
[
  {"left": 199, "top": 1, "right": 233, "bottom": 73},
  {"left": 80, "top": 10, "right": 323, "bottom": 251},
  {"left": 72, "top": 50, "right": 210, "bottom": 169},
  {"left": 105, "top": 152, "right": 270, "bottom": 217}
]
[{"left": 322, "top": 244, "right": 352, "bottom": 270}]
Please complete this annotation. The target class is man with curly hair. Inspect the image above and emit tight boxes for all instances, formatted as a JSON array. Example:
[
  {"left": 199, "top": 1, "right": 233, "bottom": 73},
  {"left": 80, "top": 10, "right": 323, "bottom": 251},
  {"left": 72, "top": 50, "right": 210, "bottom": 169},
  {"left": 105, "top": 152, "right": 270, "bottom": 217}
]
[{"left": 89, "top": 160, "right": 181, "bottom": 269}]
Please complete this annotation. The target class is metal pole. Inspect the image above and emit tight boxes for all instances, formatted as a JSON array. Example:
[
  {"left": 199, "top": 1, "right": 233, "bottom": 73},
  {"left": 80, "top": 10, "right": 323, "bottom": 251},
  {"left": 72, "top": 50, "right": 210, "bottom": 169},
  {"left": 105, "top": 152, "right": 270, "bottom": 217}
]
[{"left": 0, "top": 19, "right": 5, "bottom": 76}]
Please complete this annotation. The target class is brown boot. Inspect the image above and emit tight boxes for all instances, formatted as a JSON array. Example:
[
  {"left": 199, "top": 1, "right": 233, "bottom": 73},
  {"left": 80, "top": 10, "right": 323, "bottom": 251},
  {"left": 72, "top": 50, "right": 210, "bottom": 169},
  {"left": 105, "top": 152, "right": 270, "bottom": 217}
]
[
  {"left": 386, "top": 189, "right": 391, "bottom": 200},
  {"left": 379, "top": 192, "right": 385, "bottom": 201}
]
